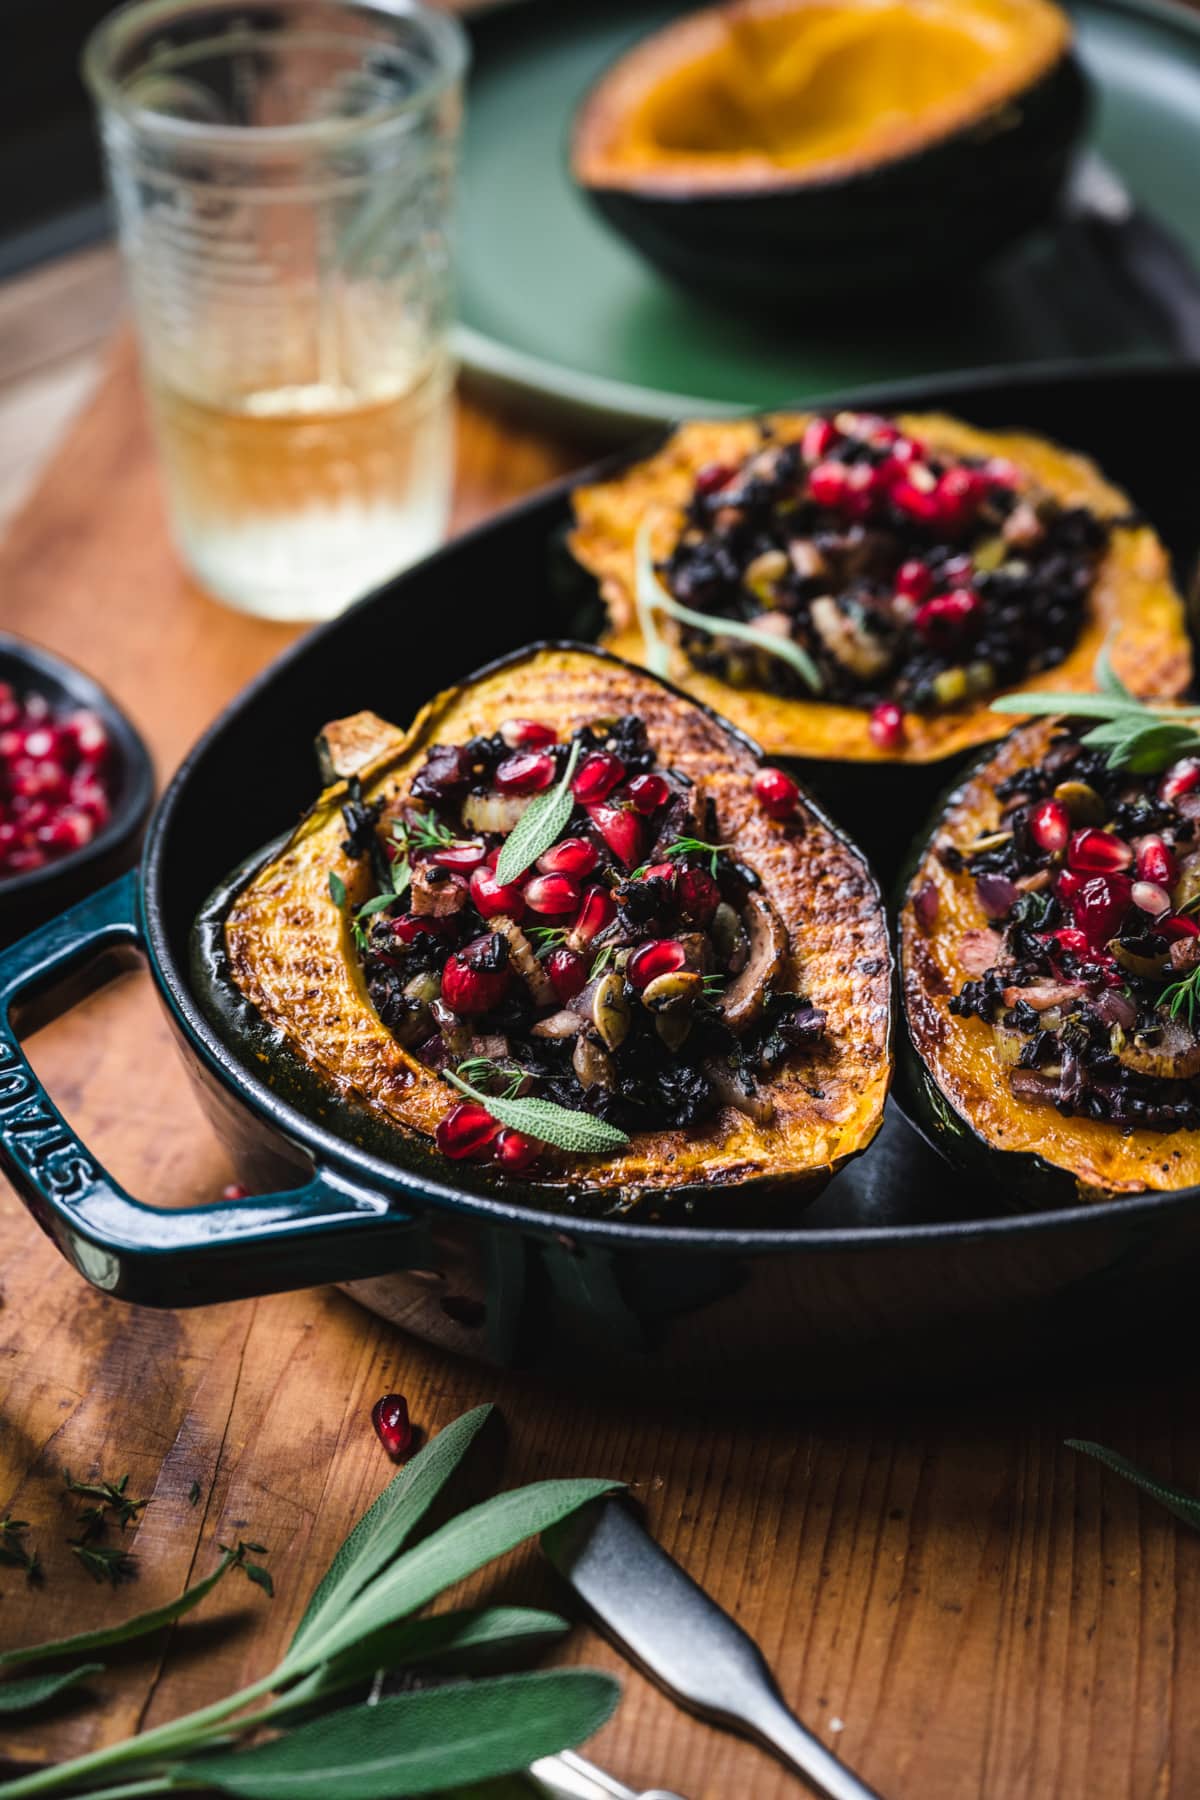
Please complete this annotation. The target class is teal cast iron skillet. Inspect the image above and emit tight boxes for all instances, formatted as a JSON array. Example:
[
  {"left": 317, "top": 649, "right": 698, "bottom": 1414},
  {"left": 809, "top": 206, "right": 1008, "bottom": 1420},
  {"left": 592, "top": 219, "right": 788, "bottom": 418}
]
[{"left": 1, "top": 363, "right": 1199, "bottom": 1389}]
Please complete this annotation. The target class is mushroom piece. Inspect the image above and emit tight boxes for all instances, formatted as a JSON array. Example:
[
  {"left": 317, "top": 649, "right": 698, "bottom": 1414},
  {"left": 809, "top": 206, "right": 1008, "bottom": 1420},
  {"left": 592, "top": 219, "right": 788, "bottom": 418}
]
[
  {"left": 573, "top": 1032, "right": 616, "bottom": 1091},
  {"left": 411, "top": 864, "right": 468, "bottom": 917},
  {"left": 810, "top": 595, "right": 892, "bottom": 680},
  {"left": 488, "top": 913, "right": 556, "bottom": 1007},
  {"left": 532, "top": 1009, "right": 584, "bottom": 1040},
  {"left": 1117, "top": 1015, "right": 1200, "bottom": 1080},
  {"left": 720, "top": 891, "right": 788, "bottom": 1035},
  {"left": 703, "top": 1057, "right": 776, "bottom": 1126},
  {"left": 430, "top": 999, "right": 472, "bottom": 1060},
  {"left": 461, "top": 790, "right": 532, "bottom": 835}
]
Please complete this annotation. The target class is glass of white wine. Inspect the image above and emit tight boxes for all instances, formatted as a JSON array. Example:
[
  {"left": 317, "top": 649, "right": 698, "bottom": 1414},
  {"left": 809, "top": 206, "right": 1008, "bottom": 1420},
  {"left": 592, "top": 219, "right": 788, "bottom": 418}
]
[{"left": 84, "top": 0, "right": 468, "bottom": 621}]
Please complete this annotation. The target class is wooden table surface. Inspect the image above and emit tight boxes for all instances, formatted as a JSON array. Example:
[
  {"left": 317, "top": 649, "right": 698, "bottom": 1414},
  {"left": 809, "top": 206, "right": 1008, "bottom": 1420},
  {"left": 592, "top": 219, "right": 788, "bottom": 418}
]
[{"left": 2, "top": 303, "right": 1200, "bottom": 1800}]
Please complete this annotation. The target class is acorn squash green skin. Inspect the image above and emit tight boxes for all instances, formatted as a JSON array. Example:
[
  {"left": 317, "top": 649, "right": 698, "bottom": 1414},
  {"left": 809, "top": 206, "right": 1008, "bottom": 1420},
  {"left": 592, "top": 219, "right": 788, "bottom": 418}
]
[
  {"left": 576, "top": 54, "right": 1088, "bottom": 306},
  {"left": 190, "top": 641, "right": 894, "bottom": 1225}
]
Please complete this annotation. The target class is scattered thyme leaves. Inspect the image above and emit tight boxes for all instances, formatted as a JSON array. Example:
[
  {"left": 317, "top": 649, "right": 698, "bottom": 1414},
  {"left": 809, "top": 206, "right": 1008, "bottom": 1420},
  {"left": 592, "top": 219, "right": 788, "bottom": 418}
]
[
  {"left": 188, "top": 1482, "right": 202, "bottom": 1508},
  {"left": 64, "top": 1473, "right": 149, "bottom": 1532},
  {"left": 70, "top": 1542, "right": 137, "bottom": 1587},
  {"left": 0, "top": 1519, "right": 41, "bottom": 1585}
]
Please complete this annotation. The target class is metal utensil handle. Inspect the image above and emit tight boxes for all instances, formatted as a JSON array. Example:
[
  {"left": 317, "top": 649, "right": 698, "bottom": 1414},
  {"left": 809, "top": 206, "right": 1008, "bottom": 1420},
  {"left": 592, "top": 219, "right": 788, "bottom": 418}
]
[
  {"left": 0, "top": 872, "right": 423, "bottom": 1306},
  {"left": 529, "top": 1750, "right": 686, "bottom": 1800}
]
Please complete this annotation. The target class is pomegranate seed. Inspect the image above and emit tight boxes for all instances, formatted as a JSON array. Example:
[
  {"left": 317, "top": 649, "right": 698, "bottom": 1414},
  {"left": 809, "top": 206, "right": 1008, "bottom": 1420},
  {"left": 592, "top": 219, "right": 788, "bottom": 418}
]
[
  {"left": 37, "top": 810, "right": 93, "bottom": 851},
  {"left": 435, "top": 1100, "right": 502, "bottom": 1160},
  {"left": 493, "top": 1128, "right": 540, "bottom": 1173},
  {"left": 1046, "top": 926, "right": 1091, "bottom": 957},
  {"left": 1160, "top": 759, "right": 1200, "bottom": 805},
  {"left": 695, "top": 460, "right": 736, "bottom": 496},
  {"left": 625, "top": 773, "right": 669, "bottom": 814},
  {"left": 523, "top": 871, "right": 581, "bottom": 915},
  {"left": 753, "top": 767, "right": 800, "bottom": 820},
  {"left": 800, "top": 417, "right": 838, "bottom": 463},
  {"left": 842, "top": 462, "right": 882, "bottom": 519},
  {"left": 495, "top": 751, "right": 556, "bottom": 795},
  {"left": 1030, "top": 799, "right": 1070, "bottom": 854},
  {"left": 66, "top": 711, "right": 109, "bottom": 763},
  {"left": 393, "top": 912, "right": 450, "bottom": 944},
  {"left": 546, "top": 946, "right": 587, "bottom": 1002},
  {"left": 886, "top": 435, "right": 926, "bottom": 468},
  {"left": 371, "top": 1394, "right": 414, "bottom": 1459},
  {"left": 573, "top": 753, "right": 626, "bottom": 804},
  {"left": 628, "top": 939, "right": 687, "bottom": 989},
  {"left": 221, "top": 1183, "right": 249, "bottom": 1201},
  {"left": 441, "top": 937, "right": 511, "bottom": 1014},
  {"left": 71, "top": 777, "right": 110, "bottom": 824},
  {"left": 0, "top": 690, "right": 117, "bottom": 877},
  {"left": 538, "top": 836, "right": 598, "bottom": 878},
  {"left": 868, "top": 701, "right": 906, "bottom": 752},
  {"left": 428, "top": 840, "right": 487, "bottom": 873},
  {"left": 469, "top": 865, "right": 525, "bottom": 922},
  {"left": 891, "top": 469, "right": 942, "bottom": 523},
  {"left": 941, "top": 554, "right": 975, "bottom": 586},
  {"left": 1161, "top": 914, "right": 1200, "bottom": 940},
  {"left": 1061, "top": 871, "right": 1133, "bottom": 948},
  {"left": 809, "top": 459, "right": 849, "bottom": 509},
  {"left": 412, "top": 744, "right": 469, "bottom": 802},
  {"left": 499, "top": 718, "right": 556, "bottom": 749},
  {"left": 1067, "top": 828, "right": 1133, "bottom": 874},
  {"left": 984, "top": 456, "right": 1020, "bottom": 487},
  {"left": 571, "top": 885, "right": 617, "bottom": 945},
  {"left": 22, "top": 726, "right": 59, "bottom": 762},
  {"left": 1132, "top": 880, "right": 1171, "bottom": 918},
  {"left": 913, "top": 589, "right": 981, "bottom": 645},
  {"left": 934, "top": 465, "right": 989, "bottom": 529},
  {"left": 895, "top": 559, "right": 934, "bottom": 602},
  {"left": 677, "top": 866, "right": 720, "bottom": 924},
  {"left": 7, "top": 847, "right": 45, "bottom": 872},
  {"left": 636, "top": 861, "right": 676, "bottom": 884},
  {"left": 1136, "top": 835, "right": 1177, "bottom": 887},
  {"left": 586, "top": 803, "right": 643, "bottom": 867}
]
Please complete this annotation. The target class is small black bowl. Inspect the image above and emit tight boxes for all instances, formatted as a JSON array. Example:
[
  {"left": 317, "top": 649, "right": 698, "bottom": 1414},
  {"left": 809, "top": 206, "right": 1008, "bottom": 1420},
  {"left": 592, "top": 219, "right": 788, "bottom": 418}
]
[{"left": 0, "top": 635, "right": 154, "bottom": 948}]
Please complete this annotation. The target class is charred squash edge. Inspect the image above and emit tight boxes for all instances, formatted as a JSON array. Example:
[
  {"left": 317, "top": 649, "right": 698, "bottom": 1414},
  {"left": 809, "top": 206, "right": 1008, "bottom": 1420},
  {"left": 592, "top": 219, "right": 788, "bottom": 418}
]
[
  {"left": 897, "top": 717, "right": 1200, "bottom": 1201},
  {"left": 191, "top": 641, "right": 894, "bottom": 1220},
  {"left": 569, "top": 410, "right": 1191, "bottom": 766}
]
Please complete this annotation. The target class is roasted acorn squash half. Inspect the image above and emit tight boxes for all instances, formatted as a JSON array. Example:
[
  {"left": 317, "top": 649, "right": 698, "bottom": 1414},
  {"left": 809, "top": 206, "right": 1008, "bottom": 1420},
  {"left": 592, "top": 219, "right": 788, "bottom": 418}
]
[
  {"left": 899, "top": 715, "right": 1200, "bottom": 1203},
  {"left": 570, "top": 0, "right": 1087, "bottom": 302},
  {"left": 192, "top": 645, "right": 893, "bottom": 1220},
  {"left": 570, "top": 407, "right": 1190, "bottom": 869}
]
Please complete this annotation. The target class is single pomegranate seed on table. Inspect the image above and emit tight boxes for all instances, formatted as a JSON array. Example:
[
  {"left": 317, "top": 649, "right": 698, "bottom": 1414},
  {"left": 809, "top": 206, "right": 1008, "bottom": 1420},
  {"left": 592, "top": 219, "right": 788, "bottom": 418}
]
[
  {"left": 1160, "top": 759, "right": 1200, "bottom": 805},
  {"left": 493, "top": 1128, "right": 540, "bottom": 1174},
  {"left": 221, "top": 1182, "right": 248, "bottom": 1202},
  {"left": 1030, "top": 799, "right": 1070, "bottom": 854},
  {"left": 677, "top": 866, "right": 721, "bottom": 924},
  {"left": 895, "top": 559, "right": 934, "bottom": 603},
  {"left": 628, "top": 938, "right": 687, "bottom": 990},
  {"left": 546, "top": 946, "right": 587, "bottom": 1002},
  {"left": 371, "top": 1394, "right": 414, "bottom": 1460},
  {"left": 571, "top": 885, "right": 617, "bottom": 946},
  {"left": 523, "top": 871, "right": 581, "bottom": 916},
  {"left": 573, "top": 752, "right": 626, "bottom": 804},
  {"left": 868, "top": 702, "right": 906, "bottom": 752},
  {"left": 1132, "top": 880, "right": 1171, "bottom": 918},
  {"left": 800, "top": 418, "right": 838, "bottom": 463},
  {"left": 753, "top": 766, "right": 800, "bottom": 819},
  {"left": 1067, "top": 828, "right": 1133, "bottom": 874},
  {"left": 499, "top": 718, "right": 556, "bottom": 749},
  {"left": 469, "top": 865, "right": 525, "bottom": 921},
  {"left": 695, "top": 460, "right": 736, "bottom": 496},
  {"left": 625, "top": 773, "right": 669, "bottom": 815},
  {"left": 495, "top": 751, "right": 556, "bottom": 795},
  {"left": 1136, "top": 835, "right": 1177, "bottom": 887},
  {"left": 435, "top": 1101, "right": 501, "bottom": 1160},
  {"left": 440, "top": 938, "right": 511, "bottom": 1014},
  {"left": 586, "top": 802, "right": 643, "bottom": 866},
  {"left": 538, "top": 836, "right": 598, "bottom": 877}
]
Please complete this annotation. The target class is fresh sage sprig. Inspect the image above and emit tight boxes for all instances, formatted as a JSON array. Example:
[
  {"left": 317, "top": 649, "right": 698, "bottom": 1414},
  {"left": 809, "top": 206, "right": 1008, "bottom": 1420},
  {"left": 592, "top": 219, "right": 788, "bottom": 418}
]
[
  {"left": 0, "top": 1665, "right": 106, "bottom": 1718},
  {"left": 0, "top": 1405, "right": 621, "bottom": 1800},
  {"left": 1067, "top": 1439, "right": 1200, "bottom": 1530},
  {"left": 495, "top": 740, "right": 583, "bottom": 885},
  {"left": 445, "top": 1069, "right": 630, "bottom": 1156},
  {"left": 991, "top": 651, "right": 1200, "bottom": 774},
  {"left": 635, "top": 516, "right": 823, "bottom": 695}
]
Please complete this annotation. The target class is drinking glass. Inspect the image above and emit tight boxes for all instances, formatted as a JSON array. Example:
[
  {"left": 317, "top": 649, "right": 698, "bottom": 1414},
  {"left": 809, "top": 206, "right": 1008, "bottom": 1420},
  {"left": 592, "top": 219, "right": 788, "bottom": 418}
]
[{"left": 84, "top": 0, "right": 468, "bottom": 621}]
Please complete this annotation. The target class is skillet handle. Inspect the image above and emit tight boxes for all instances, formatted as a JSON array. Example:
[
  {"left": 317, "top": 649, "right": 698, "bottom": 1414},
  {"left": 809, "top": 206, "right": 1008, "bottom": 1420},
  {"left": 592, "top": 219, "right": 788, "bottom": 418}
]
[{"left": 0, "top": 873, "right": 422, "bottom": 1307}]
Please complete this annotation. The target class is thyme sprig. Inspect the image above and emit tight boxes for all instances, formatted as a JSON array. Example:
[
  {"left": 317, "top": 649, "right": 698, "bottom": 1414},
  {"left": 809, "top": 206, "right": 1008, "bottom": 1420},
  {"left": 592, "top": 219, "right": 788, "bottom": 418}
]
[
  {"left": 1161, "top": 963, "right": 1200, "bottom": 1028},
  {"left": 453, "top": 1056, "right": 526, "bottom": 1100},
  {"left": 64, "top": 1473, "right": 149, "bottom": 1534},
  {"left": 69, "top": 1542, "right": 137, "bottom": 1588},
  {"left": 664, "top": 835, "right": 730, "bottom": 877},
  {"left": 992, "top": 652, "right": 1200, "bottom": 774},
  {"left": 0, "top": 1518, "right": 40, "bottom": 1584}
]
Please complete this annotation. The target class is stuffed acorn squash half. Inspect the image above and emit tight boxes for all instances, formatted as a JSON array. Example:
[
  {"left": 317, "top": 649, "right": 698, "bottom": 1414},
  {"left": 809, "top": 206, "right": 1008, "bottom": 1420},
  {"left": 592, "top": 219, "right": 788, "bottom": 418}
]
[
  {"left": 570, "top": 408, "right": 1190, "bottom": 866},
  {"left": 900, "top": 683, "right": 1200, "bottom": 1203},
  {"left": 194, "top": 646, "right": 893, "bottom": 1219},
  {"left": 571, "top": 0, "right": 1088, "bottom": 302}
]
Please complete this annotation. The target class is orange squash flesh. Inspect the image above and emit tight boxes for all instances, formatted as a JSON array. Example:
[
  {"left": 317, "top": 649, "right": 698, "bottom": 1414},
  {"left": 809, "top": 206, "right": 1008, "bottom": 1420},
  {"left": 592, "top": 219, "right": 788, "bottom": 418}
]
[
  {"left": 901, "top": 719, "right": 1200, "bottom": 1196},
  {"left": 570, "top": 412, "right": 1191, "bottom": 766},
  {"left": 224, "top": 646, "right": 893, "bottom": 1200}
]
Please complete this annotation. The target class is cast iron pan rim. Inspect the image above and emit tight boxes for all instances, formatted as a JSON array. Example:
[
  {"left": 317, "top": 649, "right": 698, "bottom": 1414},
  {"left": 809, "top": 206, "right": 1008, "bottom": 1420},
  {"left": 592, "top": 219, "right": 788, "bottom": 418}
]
[
  {"left": 0, "top": 633, "right": 155, "bottom": 904},
  {"left": 142, "top": 372, "right": 1200, "bottom": 1253}
]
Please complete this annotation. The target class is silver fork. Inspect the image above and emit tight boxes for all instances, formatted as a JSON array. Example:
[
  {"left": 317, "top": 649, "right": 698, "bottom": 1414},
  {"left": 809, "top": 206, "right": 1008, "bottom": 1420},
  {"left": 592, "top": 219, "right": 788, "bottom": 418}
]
[{"left": 529, "top": 1747, "right": 686, "bottom": 1800}]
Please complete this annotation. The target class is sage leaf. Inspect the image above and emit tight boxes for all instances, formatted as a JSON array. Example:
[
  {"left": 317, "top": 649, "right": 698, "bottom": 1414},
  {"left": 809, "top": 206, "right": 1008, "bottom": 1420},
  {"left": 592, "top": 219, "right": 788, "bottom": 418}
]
[
  {"left": 0, "top": 1665, "right": 105, "bottom": 1715},
  {"left": 354, "top": 893, "right": 396, "bottom": 922},
  {"left": 172, "top": 1671, "right": 620, "bottom": 1798},
  {"left": 289, "top": 1405, "right": 492, "bottom": 1657},
  {"left": 282, "top": 1478, "right": 620, "bottom": 1676},
  {"left": 990, "top": 677, "right": 1200, "bottom": 777},
  {"left": 495, "top": 742, "right": 582, "bottom": 886},
  {"left": 1067, "top": 1439, "right": 1200, "bottom": 1529},
  {"left": 635, "top": 518, "right": 822, "bottom": 695},
  {"left": 0, "top": 1545, "right": 248, "bottom": 1670},
  {"left": 328, "top": 871, "right": 346, "bottom": 908},
  {"left": 283, "top": 1607, "right": 569, "bottom": 1710},
  {"left": 445, "top": 1074, "right": 629, "bottom": 1156}
]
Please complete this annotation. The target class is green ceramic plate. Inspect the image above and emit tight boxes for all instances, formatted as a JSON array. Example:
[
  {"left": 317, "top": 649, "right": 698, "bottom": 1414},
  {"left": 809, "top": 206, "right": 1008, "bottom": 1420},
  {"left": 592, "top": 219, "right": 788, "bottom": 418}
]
[{"left": 453, "top": 0, "right": 1200, "bottom": 432}]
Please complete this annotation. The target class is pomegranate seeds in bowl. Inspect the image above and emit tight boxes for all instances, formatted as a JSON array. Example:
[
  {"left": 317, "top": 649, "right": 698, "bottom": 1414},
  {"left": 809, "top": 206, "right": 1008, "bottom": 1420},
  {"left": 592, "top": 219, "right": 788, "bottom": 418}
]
[{"left": 0, "top": 685, "right": 115, "bottom": 878}]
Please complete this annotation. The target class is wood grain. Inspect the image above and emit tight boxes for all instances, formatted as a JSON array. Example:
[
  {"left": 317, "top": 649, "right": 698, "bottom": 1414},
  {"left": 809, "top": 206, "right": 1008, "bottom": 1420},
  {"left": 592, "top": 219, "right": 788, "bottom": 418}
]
[{"left": 2, "top": 328, "right": 1200, "bottom": 1800}]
